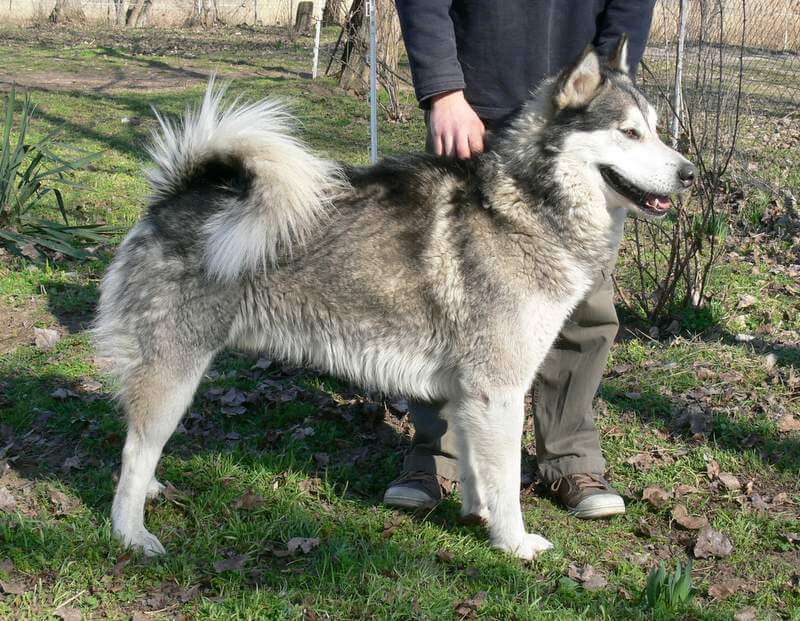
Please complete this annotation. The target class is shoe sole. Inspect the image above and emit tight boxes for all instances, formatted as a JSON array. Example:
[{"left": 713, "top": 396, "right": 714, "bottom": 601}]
[
  {"left": 569, "top": 499, "right": 626, "bottom": 520},
  {"left": 383, "top": 491, "right": 438, "bottom": 510}
]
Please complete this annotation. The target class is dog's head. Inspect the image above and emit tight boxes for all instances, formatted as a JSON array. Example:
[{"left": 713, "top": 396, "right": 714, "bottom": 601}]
[{"left": 534, "top": 37, "right": 695, "bottom": 219}]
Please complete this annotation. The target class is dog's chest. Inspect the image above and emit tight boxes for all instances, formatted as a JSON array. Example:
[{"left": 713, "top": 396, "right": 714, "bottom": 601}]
[{"left": 503, "top": 281, "right": 588, "bottom": 379}]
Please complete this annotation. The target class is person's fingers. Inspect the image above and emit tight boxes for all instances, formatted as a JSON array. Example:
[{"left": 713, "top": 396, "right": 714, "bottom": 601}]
[
  {"left": 456, "top": 131, "right": 472, "bottom": 159},
  {"left": 468, "top": 127, "right": 485, "bottom": 156},
  {"left": 441, "top": 130, "right": 455, "bottom": 157},
  {"left": 432, "top": 131, "right": 444, "bottom": 156}
]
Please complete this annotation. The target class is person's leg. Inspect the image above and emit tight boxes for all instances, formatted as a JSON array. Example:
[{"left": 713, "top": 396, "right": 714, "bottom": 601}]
[
  {"left": 384, "top": 113, "right": 464, "bottom": 508},
  {"left": 383, "top": 399, "right": 461, "bottom": 508},
  {"left": 401, "top": 400, "right": 461, "bottom": 481},
  {"left": 533, "top": 265, "right": 625, "bottom": 518}
]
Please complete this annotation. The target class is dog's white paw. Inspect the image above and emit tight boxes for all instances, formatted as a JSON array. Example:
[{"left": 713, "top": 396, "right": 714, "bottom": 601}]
[
  {"left": 117, "top": 527, "right": 166, "bottom": 556},
  {"left": 495, "top": 533, "right": 553, "bottom": 560},
  {"left": 146, "top": 478, "right": 165, "bottom": 500}
]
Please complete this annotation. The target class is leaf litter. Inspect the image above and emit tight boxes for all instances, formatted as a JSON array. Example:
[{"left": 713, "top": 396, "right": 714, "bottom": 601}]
[
  {"left": 567, "top": 563, "right": 608, "bottom": 591},
  {"left": 671, "top": 504, "right": 708, "bottom": 530},
  {"left": 694, "top": 527, "right": 734, "bottom": 559}
]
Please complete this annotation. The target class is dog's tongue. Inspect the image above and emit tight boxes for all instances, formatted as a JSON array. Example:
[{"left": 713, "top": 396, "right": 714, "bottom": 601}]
[{"left": 645, "top": 195, "right": 671, "bottom": 212}]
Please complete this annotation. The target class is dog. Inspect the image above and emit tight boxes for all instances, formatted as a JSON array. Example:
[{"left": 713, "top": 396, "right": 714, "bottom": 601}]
[{"left": 94, "top": 37, "right": 695, "bottom": 559}]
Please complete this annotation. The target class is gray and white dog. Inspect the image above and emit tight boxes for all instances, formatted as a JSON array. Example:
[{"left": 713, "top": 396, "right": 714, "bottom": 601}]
[{"left": 95, "top": 38, "right": 694, "bottom": 559}]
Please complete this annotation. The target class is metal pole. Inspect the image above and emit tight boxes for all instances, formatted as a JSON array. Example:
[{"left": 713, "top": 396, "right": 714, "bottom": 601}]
[
  {"left": 670, "top": 0, "right": 687, "bottom": 148},
  {"left": 367, "top": 0, "right": 378, "bottom": 163}
]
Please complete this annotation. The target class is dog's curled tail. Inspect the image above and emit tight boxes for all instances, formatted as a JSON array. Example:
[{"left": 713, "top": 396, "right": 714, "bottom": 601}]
[{"left": 147, "top": 79, "right": 345, "bottom": 281}]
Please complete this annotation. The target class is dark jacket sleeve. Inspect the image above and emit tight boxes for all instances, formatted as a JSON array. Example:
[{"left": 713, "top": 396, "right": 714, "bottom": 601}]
[
  {"left": 594, "top": 0, "right": 656, "bottom": 76},
  {"left": 394, "top": 0, "right": 465, "bottom": 104}
]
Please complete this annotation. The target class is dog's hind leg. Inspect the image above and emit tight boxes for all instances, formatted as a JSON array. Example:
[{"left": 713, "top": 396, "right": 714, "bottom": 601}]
[
  {"left": 111, "top": 353, "right": 213, "bottom": 556},
  {"left": 452, "top": 388, "right": 553, "bottom": 560}
]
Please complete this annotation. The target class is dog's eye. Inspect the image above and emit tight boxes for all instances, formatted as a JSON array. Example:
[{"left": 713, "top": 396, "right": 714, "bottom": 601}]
[{"left": 621, "top": 128, "right": 641, "bottom": 140}]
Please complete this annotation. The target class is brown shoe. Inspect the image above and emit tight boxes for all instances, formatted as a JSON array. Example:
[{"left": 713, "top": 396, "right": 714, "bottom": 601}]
[
  {"left": 550, "top": 473, "right": 626, "bottom": 519},
  {"left": 383, "top": 470, "right": 452, "bottom": 509}
]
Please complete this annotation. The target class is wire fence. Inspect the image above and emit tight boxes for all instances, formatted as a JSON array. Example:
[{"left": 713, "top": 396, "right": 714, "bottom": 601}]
[
  {"left": 641, "top": 0, "right": 800, "bottom": 217},
  {"left": 0, "top": 0, "right": 329, "bottom": 26}
]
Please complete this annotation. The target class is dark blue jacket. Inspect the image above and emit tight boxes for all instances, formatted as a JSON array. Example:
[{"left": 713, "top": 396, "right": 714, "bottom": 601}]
[{"left": 395, "top": 0, "right": 656, "bottom": 121}]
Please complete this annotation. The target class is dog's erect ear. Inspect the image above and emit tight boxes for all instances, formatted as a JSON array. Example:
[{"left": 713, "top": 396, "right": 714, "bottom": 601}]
[
  {"left": 608, "top": 33, "right": 630, "bottom": 75},
  {"left": 553, "top": 46, "right": 603, "bottom": 110}
]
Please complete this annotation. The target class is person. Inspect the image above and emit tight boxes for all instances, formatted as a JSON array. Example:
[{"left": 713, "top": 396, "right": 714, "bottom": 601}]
[{"left": 384, "top": 0, "right": 656, "bottom": 519}]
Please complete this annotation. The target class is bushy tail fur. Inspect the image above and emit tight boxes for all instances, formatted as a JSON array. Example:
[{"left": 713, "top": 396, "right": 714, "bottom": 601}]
[{"left": 147, "top": 79, "right": 345, "bottom": 280}]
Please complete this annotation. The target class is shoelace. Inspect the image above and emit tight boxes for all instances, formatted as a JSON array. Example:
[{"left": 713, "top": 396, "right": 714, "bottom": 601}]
[
  {"left": 551, "top": 473, "right": 608, "bottom": 493},
  {"left": 396, "top": 471, "right": 436, "bottom": 485}
]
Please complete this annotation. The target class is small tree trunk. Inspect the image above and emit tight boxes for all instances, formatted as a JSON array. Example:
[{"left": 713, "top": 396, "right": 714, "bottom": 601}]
[
  {"left": 294, "top": 1, "right": 314, "bottom": 33},
  {"left": 323, "top": 0, "right": 345, "bottom": 26},
  {"left": 49, "top": 0, "right": 85, "bottom": 23},
  {"left": 338, "top": 0, "right": 364, "bottom": 90},
  {"left": 339, "top": 0, "right": 401, "bottom": 97},
  {"left": 186, "top": 0, "right": 219, "bottom": 27},
  {"left": 112, "top": 0, "right": 127, "bottom": 25},
  {"left": 125, "top": 0, "right": 150, "bottom": 26}
]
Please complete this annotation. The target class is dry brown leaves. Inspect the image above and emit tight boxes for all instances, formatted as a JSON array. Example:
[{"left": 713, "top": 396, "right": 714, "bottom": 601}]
[
  {"left": 567, "top": 563, "right": 608, "bottom": 591},
  {"left": 0, "top": 578, "right": 27, "bottom": 595},
  {"left": 286, "top": 537, "right": 320, "bottom": 555},
  {"left": 694, "top": 527, "right": 734, "bottom": 559},
  {"left": 111, "top": 553, "right": 132, "bottom": 577},
  {"left": 454, "top": 591, "right": 487, "bottom": 619},
  {"left": 671, "top": 504, "right": 709, "bottom": 530},
  {"left": 213, "top": 553, "right": 249, "bottom": 573},
  {"left": 33, "top": 327, "right": 61, "bottom": 350},
  {"left": 783, "top": 532, "right": 800, "bottom": 544},
  {"left": 298, "top": 477, "right": 323, "bottom": 495},
  {"left": 381, "top": 514, "right": 405, "bottom": 539},
  {"left": 162, "top": 481, "right": 191, "bottom": 505},
  {"left": 717, "top": 473, "right": 742, "bottom": 492},
  {"left": 291, "top": 426, "right": 315, "bottom": 440},
  {"left": 0, "top": 487, "right": 16, "bottom": 512},
  {"left": 777, "top": 414, "right": 800, "bottom": 433},
  {"left": 625, "top": 448, "right": 675, "bottom": 472},
  {"left": 708, "top": 579, "right": 745, "bottom": 601},
  {"left": 49, "top": 486, "right": 78, "bottom": 517},
  {"left": 642, "top": 486, "right": 673, "bottom": 509},
  {"left": 733, "top": 607, "right": 758, "bottom": 621},
  {"left": 232, "top": 490, "right": 265, "bottom": 510},
  {"left": 673, "top": 403, "right": 713, "bottom": 436},
  {"left": 313, "top": 452, "right": 330, "bottom": 468},
  {"left": 53, "top": 607, "right": 81, "bottom": 621}
]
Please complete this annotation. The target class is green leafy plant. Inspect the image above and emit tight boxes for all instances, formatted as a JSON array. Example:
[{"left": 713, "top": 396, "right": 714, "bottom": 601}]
[
  {"left": 643, "top": 560, "right": 694, "bottom": 612},
  {"left": 0, "top": 85, "right": 113, "bottom": 260}
]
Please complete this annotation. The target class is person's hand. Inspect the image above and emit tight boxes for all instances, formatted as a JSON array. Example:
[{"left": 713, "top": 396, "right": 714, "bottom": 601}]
[{"left": 428, "top": 90, "right": 485, "bottom": 159}]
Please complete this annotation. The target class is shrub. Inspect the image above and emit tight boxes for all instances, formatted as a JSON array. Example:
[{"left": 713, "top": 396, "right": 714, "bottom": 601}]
[{"left": 0, "top": 86, "right": 113, "bottom": 261}]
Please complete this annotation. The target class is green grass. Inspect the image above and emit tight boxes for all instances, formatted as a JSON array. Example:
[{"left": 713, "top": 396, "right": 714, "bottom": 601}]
[{"left": 1, "top": 24, "right": 799, "bottom": 621}]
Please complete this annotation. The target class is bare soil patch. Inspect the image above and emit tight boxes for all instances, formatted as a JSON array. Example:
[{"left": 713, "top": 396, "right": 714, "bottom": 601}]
[
  {"left": 0, "top": 23, "right": 320, "bottom": 93},
  {"left": 0, "top": 295, "right": 48, "bottom": 356}
]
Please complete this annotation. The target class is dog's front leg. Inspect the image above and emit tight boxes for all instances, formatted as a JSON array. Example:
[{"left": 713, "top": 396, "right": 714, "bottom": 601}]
[{"left": 452, "top": 389, "right": 553, "bottom": 560}]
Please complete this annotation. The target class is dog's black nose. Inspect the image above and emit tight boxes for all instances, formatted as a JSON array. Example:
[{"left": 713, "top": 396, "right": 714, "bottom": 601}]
[{"left": 678, "top": 163, "right": 696, "bottom": 187}]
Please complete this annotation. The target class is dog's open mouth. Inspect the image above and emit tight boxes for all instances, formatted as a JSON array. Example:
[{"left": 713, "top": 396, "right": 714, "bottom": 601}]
[{"left": 600, "top": 166, "right": 672, "bottom": 216}]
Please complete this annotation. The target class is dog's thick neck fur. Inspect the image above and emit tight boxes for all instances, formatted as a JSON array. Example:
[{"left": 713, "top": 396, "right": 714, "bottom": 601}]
[{"left": 478, "top": 78, "right": 623, "bottom": 288}]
